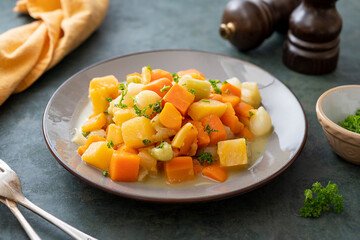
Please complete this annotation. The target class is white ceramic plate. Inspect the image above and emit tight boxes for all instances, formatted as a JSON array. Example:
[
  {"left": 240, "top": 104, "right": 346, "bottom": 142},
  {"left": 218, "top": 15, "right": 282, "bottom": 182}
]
[{"left": 43, "top": 50, "right": 307, "bottom": 202}]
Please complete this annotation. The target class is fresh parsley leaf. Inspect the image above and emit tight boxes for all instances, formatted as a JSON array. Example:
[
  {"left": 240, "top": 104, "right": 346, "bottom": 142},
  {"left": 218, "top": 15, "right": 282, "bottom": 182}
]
[
  {"left": 106, "top": 97, "right": 112, "bottom": 102},
  {"left": 118, "top": 83, "right": 126, "bottom": 90},
  {"left": 249, "top": 111, "right": 254, "bottom": 117},
  {"left": 223, "top": 80, "right": 228, "bottom": 84},
  {"left": 82, "top": 131, "right": 90, "bottom": 138},
  {"left": 172, "top": 73, "right": 180, "bottom": 83},
  {"left": 156, "top": 141, "right": 164, "bottom": 149},
  {"left": 208, "top": 79, "right": 222, "bottom": 94},
  {"left": 189, "top": 88, "right": 196, "bottom": 95},
  {"left": 338, "top": 109, "right": 360, "bottom": 133},
  {"left": 160, "top": 85, "right": 170, "bottom": 92},
  {"left": 204, "top": 124, "right": 218, "bottom": 135},
  {"left": 152, "top": 100, "right": 163, "bottom": 114},
  {"left": 198, "top": 152, "right": 213, "bottom": 166},
  {"left": 142, "top": 139, "right": 152, "bottom": 146},
  {"left": 104, "top": 110, "right": 108, "bottom": 114},
  {"left": 147, "top": 65, "right": 152, "bottom": 71},
  {"left": 299, "top": 181, "right": 343, "bottom": 218},
  {"left": 224, "top": 89, "right": 230, "bottom": 94},
  {"left": 114, "top": 90, "right": 128, "bottom": 109},
  {"left": 107, "top": 140, "right": 115, "bottom": 149},
  {"left": 102, "top": 170, "right": 109, "bottom": 177},
  {"left": 201, "top": 99, "right": 210, "bottom": 103}
]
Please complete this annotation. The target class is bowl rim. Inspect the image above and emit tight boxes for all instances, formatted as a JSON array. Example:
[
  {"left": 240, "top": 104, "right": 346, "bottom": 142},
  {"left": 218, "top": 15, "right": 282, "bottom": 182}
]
[{"left": 316, "top": 84, "right": 360, "bottom": 139}]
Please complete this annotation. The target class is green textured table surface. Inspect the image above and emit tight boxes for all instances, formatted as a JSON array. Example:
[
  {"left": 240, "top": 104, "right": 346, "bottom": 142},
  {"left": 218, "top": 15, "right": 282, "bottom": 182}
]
[{"left": 0, "top": 0, "right": 359, "bottom": 239}]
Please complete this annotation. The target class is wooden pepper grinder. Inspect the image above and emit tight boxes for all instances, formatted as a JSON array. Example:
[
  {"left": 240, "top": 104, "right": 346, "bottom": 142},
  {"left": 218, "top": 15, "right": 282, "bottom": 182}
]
[
  {"left": 283, "top": 0, "right": 342, "bottom": 75},
  {"left": 220, "top": 0, "right": 300, "bottom": 51}
]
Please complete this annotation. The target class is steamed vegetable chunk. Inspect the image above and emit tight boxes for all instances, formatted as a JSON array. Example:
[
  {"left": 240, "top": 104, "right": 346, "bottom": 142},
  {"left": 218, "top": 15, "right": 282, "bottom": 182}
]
[{"left": 74, "top": 66, "right": 272, "bottom": 184}]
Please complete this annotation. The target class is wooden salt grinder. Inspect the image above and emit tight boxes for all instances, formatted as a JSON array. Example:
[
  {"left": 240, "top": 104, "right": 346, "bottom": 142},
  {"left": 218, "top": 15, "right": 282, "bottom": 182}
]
[
  {"left": 219, "top": 0, "right": 300, "bottom": 51},
  {"left": 283, "top": 0, "right": 342, "bottom": 75}
]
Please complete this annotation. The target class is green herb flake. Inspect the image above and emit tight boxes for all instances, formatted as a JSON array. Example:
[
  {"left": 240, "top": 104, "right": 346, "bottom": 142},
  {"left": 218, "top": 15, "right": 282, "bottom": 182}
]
[
  {"left": 189, "top": 88, "right": 196, "bottom": 95},
  {"left": 147, "top": 65, "right": 152, "bottom": 71},
  {"left": 142, "top": 139, "right": 152, "bottom": 146},
  {"left": 107, "top": 140, "right": 115, "bottom": 149},
  {"left": 224, "top": 89, "right": 230, "bottom": 94},
  {"left": 299, "top": 181, "right": 343, "bottom": 218},
  {"left": 204, "top": 124, "right": 218, "bottom": 135},
  {"left": 249, "top": 111, "right": 254, "bottom": 117},
  {"left": 104, "top": 110, "right": 108, "bottom": 114},
  {"left": 106, "top": 97, "right": 112, "bottom": 102},
  {"left": 102, "top": 170, "right": 109, "bottom": 177},
  {"left": 208, "top": 79, "right": 222, "bottom": 94},
  {"left": 82, "top": 131, "right": 90, "bottom": 138},
  {"left": 201, "top": 99, "right": 210, "bottom": 103},
  {"left": 172, "top": 73, "right": 180, "bottom": 83},
  {"left": 118, "top": 83, "right": 126, "bottom": 90},
  {"left": 223, "top": 80, "right": 228, "bottom": 85},
  {"left": 198, "top": 152, "right": 213, "bottom": 166},
  {"left": 152, "top": 100, "right": 163, "bottom": 114},
  {"left": 115, "top": 90, "right": 128, "bottom": 109},
  {"left": 156, "top": 141, "right": 164, "bottom": 149},
  {"left": 160, "top": 85, "right": 170, "bottom": 92},
  {"left": 338, "top": 109, "right": 360, "bottom": 134}
]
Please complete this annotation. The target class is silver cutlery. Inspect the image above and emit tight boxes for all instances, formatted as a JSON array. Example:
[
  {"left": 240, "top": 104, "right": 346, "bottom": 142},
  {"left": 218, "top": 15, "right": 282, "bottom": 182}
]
[{"left": 0, "top": 159, "right": 96, "bottom": 240}]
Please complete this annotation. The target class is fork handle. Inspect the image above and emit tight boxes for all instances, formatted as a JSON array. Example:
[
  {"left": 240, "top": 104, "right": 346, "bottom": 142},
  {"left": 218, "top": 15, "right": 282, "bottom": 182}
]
[
  {"left": 3, "top": 199, "right": 41, "bottom": 240},
  {"left": 18, "top": 197, "right": 97, "bottom": 240}
]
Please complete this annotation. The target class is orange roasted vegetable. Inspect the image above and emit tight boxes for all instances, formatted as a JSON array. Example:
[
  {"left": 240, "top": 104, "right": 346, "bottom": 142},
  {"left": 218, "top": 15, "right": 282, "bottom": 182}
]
[
  {"left": 159, "top": 102, "right": 182, "bottom": 131},
  {"left": 220, "top": 82, "right": 242, "bottom": 98},
  {"left": 163, "top": 83, "right": 195, "bottom": 115},
  {"left": 200, "top": 114, "right": 227, "bottom": 145},
  {"left": 109, "top": 151, "right": 140, "bottom": 182},
  {"left": 177, "top": 69, "right": 206, "bottom": 80},
  {"left": 190, "top": 120, "right": 210, "bottom": 148},
  {"left": 81, "top": 113, "right": 107, "bottom": 133},
  {"left": 150, "top": 69, "right": 173, "bottom": 82},
  {"left": 77, "top": 135, "right": 106, "bottom": 155},
  {"left": 164, "top": 156, "right": 195, "bottom": 184},
  {"left": 142, "top": 78, "right": 173, "bottom": 98},
  {"left": 234, "top": 102, "right": 254, "bottom": 118},
  {"left": 238, "top": 126, "right": 254, "bottom": 141},
  {"left": 202, "top": 164, "right": 228, "bottom": 182},
  {"left": 220, "top": 103, "right": 244, "bottom": 134}
]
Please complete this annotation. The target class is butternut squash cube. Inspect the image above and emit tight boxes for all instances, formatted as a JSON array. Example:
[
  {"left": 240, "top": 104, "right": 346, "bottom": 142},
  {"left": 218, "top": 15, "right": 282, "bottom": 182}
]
[
  {"left": 121, "top": 117, "right": 156, "bottom": 148},
  {"left": 164, "top": 156, "right": 195, "bottom": 184},
  {"left": 217, "top": 138, "right": 248, "bottom": 167},
  {"left": 187, "top": 99, "right": 227, "bottom": 121},
  {"left": 81, "top": 113, "right": 107, "bottom": 132},
  {"left": 106, "top": 123, "right": 124, "bottom": 146},
  {"left": 109, "top": 151, "right": 140, "bottom": 182},
  {"left": 89, "top": 75, "right": 120, "bottom": 114},
  {"left": 82, "top": 141, "right": 114, "bottom": 171}
]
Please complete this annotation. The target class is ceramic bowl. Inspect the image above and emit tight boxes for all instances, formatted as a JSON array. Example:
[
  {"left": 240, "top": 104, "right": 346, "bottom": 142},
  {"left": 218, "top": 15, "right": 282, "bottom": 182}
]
[{"left": 316, "top": 85, "right": 360, "bottom": 164}]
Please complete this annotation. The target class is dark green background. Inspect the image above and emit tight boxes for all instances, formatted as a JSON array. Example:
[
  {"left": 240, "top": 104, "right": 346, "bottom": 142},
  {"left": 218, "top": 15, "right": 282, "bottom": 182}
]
[{"left": 0, "top": 0, "right": 359, "bottom": 239}]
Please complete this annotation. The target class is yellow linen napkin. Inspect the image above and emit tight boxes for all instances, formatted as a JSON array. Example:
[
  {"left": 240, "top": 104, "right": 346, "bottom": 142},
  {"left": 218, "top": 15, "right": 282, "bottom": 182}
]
[{"left": 0, "top": 0, "right": 109, "bottom": 105}]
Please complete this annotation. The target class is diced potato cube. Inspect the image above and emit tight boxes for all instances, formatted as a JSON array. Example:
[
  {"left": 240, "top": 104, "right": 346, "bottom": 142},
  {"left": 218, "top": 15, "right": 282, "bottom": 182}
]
[
  {"left": 241, "top": 82, "right": 262, "bottom": 108},
  {"left": 123, "top": 83, "right": 144, "bottom": 107},
  {"left": 249, "top": 106, "right": 272, "bottom": 136},
  {"left": 81, "top": 113, "right": 107, "bottom": 132},
  {"left": 106, "top": 123, "right": 124, "bottom": 146},
  {"left": 89, "top": 75, "right": 120, "bottom": 114},
  {"left": 217, "top": 138, "right": 248, "bottom": 167},
  {"left": 82, "top": 141, "right": 114, "bottom": 171},
  {"left": 121, "top": 117, "right": 156, "bottom": 148},
  {"left": 179, "top": 76, "right": 211, "bottom": 100},
  {"left": 187, "top": 99, "right": 227, "bottom": 121},
  {"left": 134, "top": 90, "right": 161, "bottom": 116},
  {"left": 113, "top": 108, "right": 137, "bottom": 126}
]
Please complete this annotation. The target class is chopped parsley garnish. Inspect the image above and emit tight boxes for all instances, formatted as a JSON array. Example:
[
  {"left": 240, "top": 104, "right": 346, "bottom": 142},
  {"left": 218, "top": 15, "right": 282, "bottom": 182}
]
[
  {"left": 198, "top": 152, "right": 213, "bottom": 166},
  {"left": 151, "top": 100, "right": 163, "bottom": 114},
  {"left": 142, "top": 139, "right": 152, "bottom": 146},
  {"left": 172, "top": 73, "right": 180, "bottom": 83},
  {"left": 338, "top": 109, "right": 360, "bottom": 133},
  {"left": 106, "top": 97, "right": 112, "bottom": 102},
  {"left": 114, "top": 90, "right": 128, "bottom": 109},
  {"left": 201, "top": 99, "right": 210, "bottom": 103},
  {"left": 300, "top": 181, "right": 343, "bottom": 218},
  {"left": 133, "top": 102, "right": 151, "bottom": 118},
  {"left": 160, "top": 85, "right": 170, "bottom": 92},
  {"left": 107, "top": 140, "right": 115, "bottom": 149},
  {"left": 104, "top": 110, "right": 108, "bottom": 114},
  {"left": 205, "top": 124, "right": 218, "bottom": 135},
  {"left": 208, "top": 79, "right": 222, "bottom": 94},
  {"left": 223, "top": 80, "right": 228, "bottom": 85},
  {"left": 224, "top": 89, "right": 230, "bottom": 94},
  {"left": 249, "top": 111, "right": 254, "bottom": 117},
  {"left": 118, "top": 83, "right": 126, "bottom": 90},
  {"left": 132, "top": 98, "right": 162, "bottom": 118},
  {"left": 189, "top": 88, "right": 196, "bottom": 95},
  {"left": 102, "top": 170, "right": 109, "bottom": 177},
  {"left": 147, "top": 65, "right": 152, "bottom": 71},
  {"left": 82, "top": 131, "right": 90, "bottom": 138},
  {"left": 156, "top": 141, "right": 164, "bottom": 149}
]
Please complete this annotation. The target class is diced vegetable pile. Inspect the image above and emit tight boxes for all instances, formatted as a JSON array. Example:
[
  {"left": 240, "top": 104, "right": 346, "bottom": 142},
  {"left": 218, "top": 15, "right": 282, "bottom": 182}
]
[{"left": 72, "top": 66, "right": 272, "bottom": 184}]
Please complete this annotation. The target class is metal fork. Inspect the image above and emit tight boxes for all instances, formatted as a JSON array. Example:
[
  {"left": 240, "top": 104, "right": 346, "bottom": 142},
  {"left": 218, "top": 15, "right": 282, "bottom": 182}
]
[
  {"left": 0, "top": 159, "right": 97, "bottom": 240},
  {"left": 0, "top": 196, "right": 41, "bottom": 239}
]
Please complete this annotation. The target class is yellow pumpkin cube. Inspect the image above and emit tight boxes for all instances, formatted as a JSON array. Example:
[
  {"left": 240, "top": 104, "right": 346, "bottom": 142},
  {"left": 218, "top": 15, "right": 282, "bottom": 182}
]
[
  {"left": 171, "top": 122, "right": 198, "bottom": 149},
  {"left": 112, "top": 108, "right": 137, "bottom": 126},
  {"left": 89, "top": 75, "right": 120, "bottom": 114},
  {"left": 187, "top": 99, "right": 227, "bottom": 121},
  {"left": 81, "top": 113, "right": 107, "bottom": 132},
  {"left": 106, "top": 123, "right": 124, "bottom": 146},
  {"left": 121, "top": 117, "right": 156, "bottom": 148},
  {"left": 82, "top": 141, "right": 114, "bottom": 171},
  {"left": 217, "top": 138, "right": 248, "bottom": 167}
]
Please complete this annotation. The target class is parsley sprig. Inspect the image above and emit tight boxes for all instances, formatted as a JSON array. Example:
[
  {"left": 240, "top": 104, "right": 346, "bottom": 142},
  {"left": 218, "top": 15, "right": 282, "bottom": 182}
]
[
  {"left": 208, "top": 79, "right": 222, "bottom": 94},
  {"left": 197, "top": 152, "right": 213, "bottom": 166},
  {"left": 204, "top": 124, "right": 218, "bottom": 135},
  {"left": 300, "top": 181, "right": 343, "bottom": 218},
  {"left": 107, "top": 140, "right": 115, "bottom": 149},
  {"left": 114, "top": 90, "right": 128, "bottom": 109},
  {"left": 132, "top": 98, "right": 163, "bottom": 118},
  {"left": 338, "top": 109, "right": 360, "bottom": 133},
  {"left": 142, "top": 139, "right": 152, "bottom": 146},
  {"left": 172, "top": 73, "right": 180, "bottom": 83}
]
